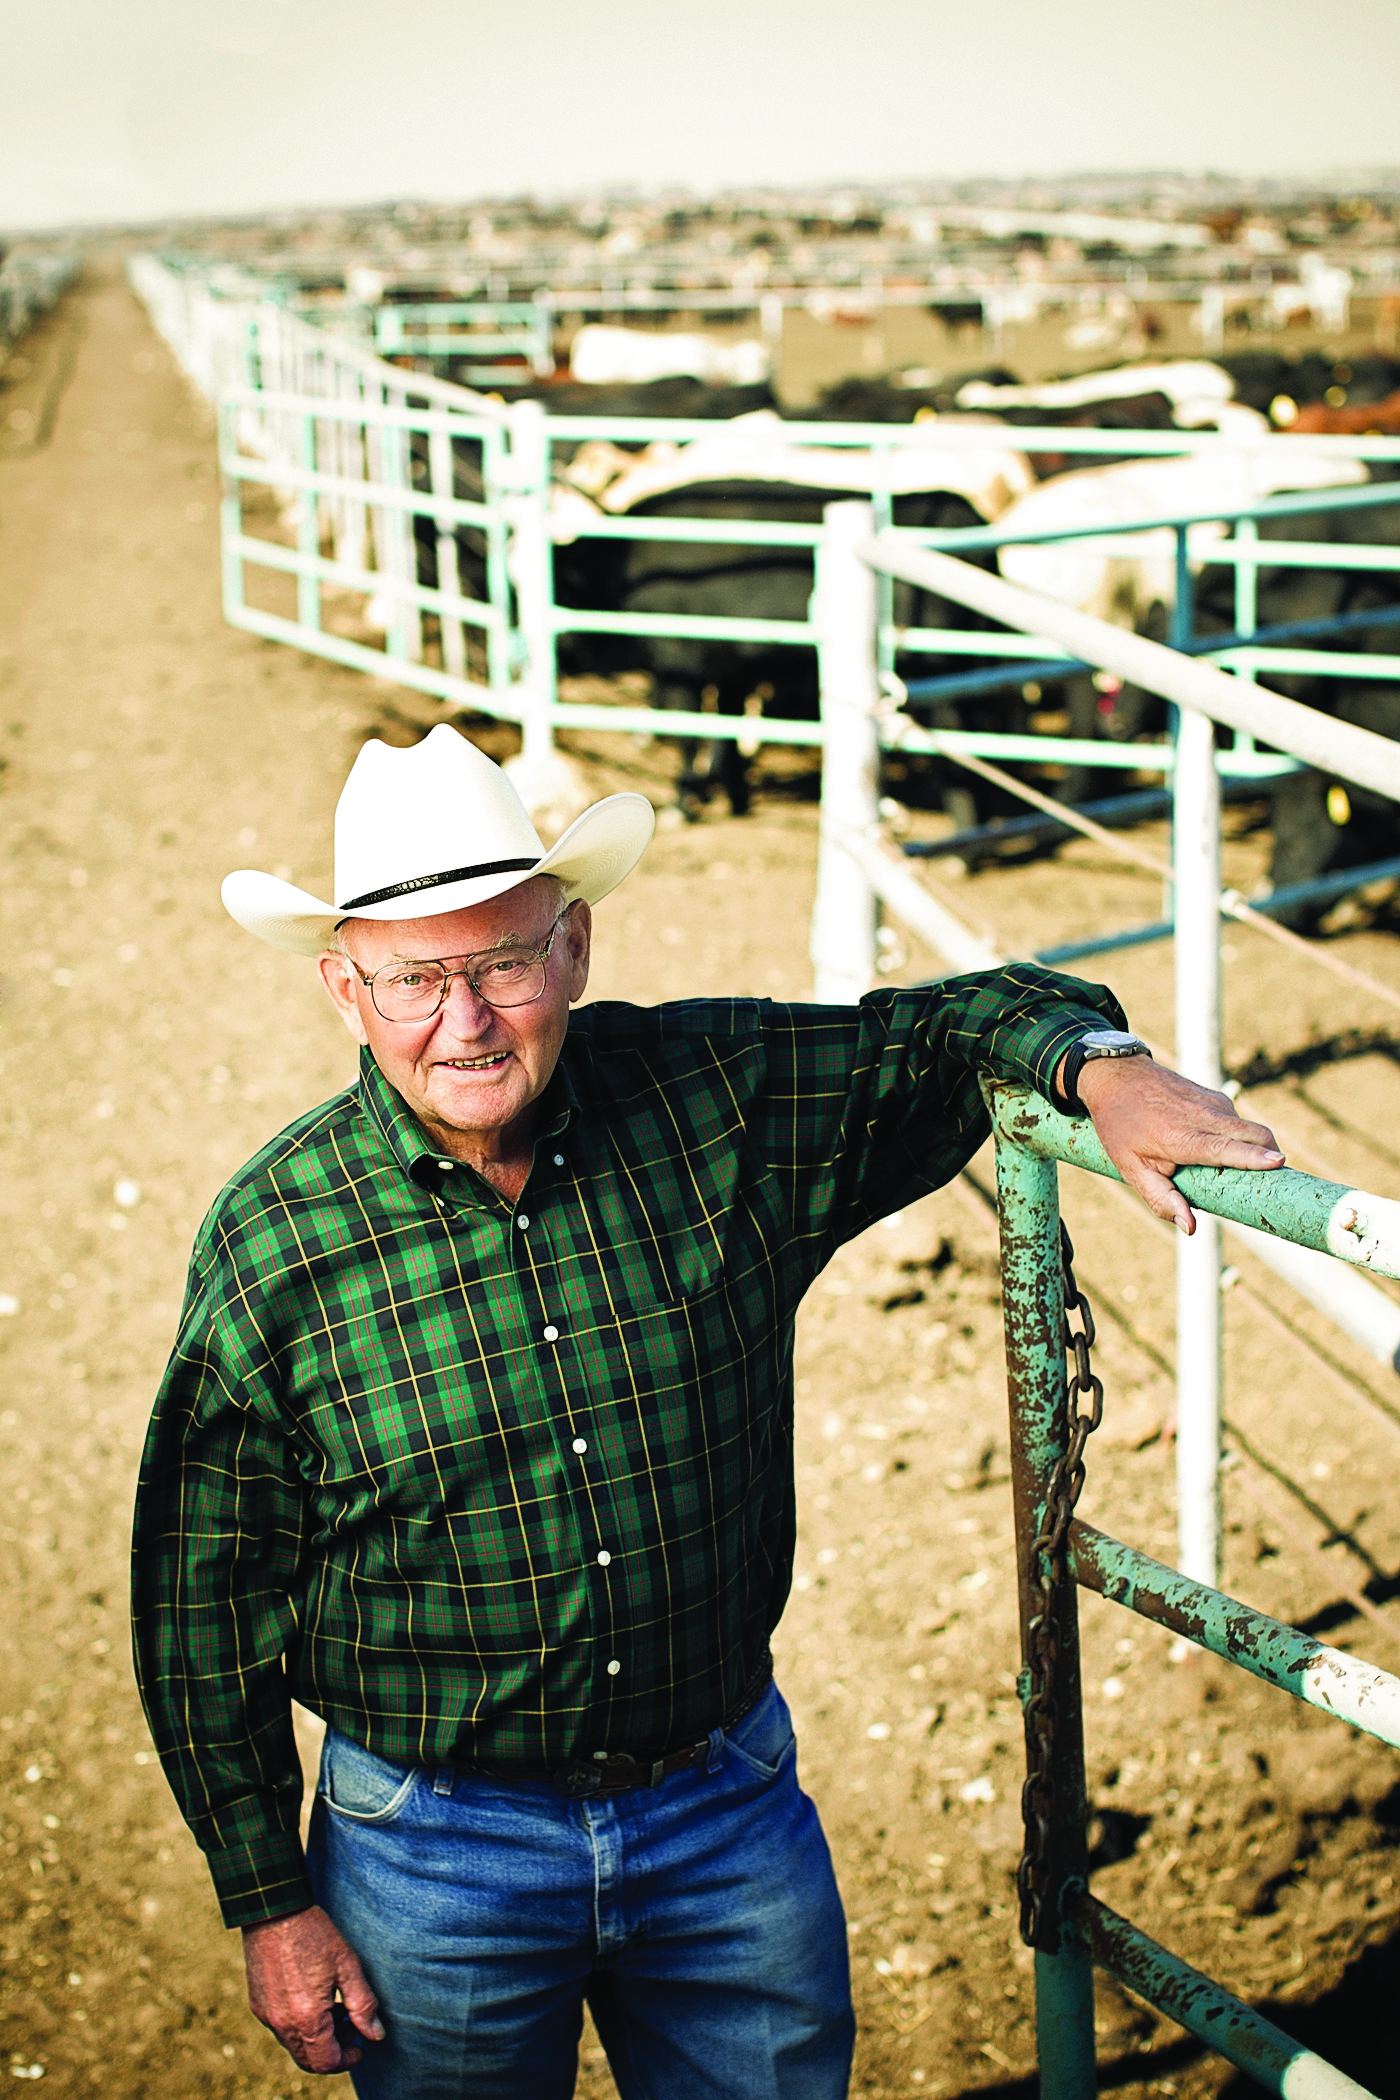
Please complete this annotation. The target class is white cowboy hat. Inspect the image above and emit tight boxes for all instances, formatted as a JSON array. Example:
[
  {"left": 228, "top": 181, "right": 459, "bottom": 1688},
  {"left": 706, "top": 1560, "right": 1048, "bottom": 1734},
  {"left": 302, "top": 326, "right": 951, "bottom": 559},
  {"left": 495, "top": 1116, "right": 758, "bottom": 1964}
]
[{"left": 221, "top": 724, "right": 655, "bottom": 956}]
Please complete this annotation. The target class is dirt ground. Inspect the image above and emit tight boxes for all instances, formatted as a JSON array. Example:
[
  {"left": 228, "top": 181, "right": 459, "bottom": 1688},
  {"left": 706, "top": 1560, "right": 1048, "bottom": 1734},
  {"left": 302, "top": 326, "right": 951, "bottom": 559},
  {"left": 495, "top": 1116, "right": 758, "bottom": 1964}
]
[{"left": 6, "top": 258, "right": 1400, "bottom": 2099}]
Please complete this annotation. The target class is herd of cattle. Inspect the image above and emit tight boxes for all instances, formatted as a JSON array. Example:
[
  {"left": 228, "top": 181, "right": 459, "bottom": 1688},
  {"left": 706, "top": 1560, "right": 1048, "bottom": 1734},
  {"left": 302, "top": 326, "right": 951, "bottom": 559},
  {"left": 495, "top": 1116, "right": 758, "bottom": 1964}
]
[{"left": 406, "top": 349, "right": 1400, "bottom": 908}]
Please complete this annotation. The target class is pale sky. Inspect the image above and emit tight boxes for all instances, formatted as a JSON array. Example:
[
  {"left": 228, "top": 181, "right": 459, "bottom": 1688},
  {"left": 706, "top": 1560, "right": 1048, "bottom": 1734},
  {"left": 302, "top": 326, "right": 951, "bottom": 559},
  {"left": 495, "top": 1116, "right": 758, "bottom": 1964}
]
[{"left": 4, "top": 0, "right": 1399, "bottom": 233}]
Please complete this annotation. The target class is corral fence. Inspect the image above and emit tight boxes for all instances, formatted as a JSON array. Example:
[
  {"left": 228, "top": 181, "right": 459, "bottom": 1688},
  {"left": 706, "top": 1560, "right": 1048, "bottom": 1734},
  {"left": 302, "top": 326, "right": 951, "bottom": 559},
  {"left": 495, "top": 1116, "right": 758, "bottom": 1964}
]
[
  {"left": 0, "top": 248, "right": 80, "bottom": 355},
  {"left": 990, "top": 1077, "right": 1400, "bottom": 2099},
  {"left": 129, "top": 250, "right": 1400, "bottom": 1584},
  {"left": 845, "top": 521, "right": 1400, "bottom": 1598},
  {"left": 372, "top": 300, "right": 555, "bottom": 384}
]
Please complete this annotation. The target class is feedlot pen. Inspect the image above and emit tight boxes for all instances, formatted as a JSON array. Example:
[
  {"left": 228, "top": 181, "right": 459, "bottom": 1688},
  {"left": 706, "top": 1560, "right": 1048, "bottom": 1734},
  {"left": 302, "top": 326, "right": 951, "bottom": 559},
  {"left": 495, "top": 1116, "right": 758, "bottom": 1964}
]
[{"left": 7, "top": 258, "right": 1400, "bottom": 2099}]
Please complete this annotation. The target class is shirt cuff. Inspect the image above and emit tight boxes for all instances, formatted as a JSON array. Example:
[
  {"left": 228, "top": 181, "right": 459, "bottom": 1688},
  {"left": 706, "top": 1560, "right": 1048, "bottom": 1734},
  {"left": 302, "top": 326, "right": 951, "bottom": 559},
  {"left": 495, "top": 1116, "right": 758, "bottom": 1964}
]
[
  {"left": 202, "top": 1821, "right": 315, "bottom": 1931},
  {"left": 1020, "top": 1007, "right": 1108, "bottom": 1108},
  {"left": 996, "top": 1006, "right": 1124, "bottom": 1110},
  {"left": 940, "top": 965, "right": 1125, "bottom": 1108}
]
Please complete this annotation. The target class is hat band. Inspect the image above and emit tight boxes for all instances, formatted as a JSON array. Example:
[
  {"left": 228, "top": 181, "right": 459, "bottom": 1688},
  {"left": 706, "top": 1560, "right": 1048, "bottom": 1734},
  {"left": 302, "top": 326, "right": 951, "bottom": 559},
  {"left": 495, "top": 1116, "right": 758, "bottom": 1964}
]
[{"left": 339, "top": 857, "right": 540, "bottom": 911}]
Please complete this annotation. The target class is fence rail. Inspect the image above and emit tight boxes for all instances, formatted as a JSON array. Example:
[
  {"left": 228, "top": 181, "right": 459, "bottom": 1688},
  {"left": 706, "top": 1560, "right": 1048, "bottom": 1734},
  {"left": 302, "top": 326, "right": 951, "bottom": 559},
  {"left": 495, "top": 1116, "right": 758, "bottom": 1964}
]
[{"left": 374, "top": 299, "right": 554, "bottom": 380}]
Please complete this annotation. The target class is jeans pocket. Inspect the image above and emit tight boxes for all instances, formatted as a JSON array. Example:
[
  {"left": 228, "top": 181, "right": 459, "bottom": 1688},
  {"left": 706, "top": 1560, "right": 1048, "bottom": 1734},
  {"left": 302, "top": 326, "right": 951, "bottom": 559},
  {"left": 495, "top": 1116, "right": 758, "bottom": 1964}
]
[
  {"left": 723, "top": 1683, "right": 797, "bottom": 1783},
  {"left": 320, "top": 1730, "right": 419, "bottom": 1825}
]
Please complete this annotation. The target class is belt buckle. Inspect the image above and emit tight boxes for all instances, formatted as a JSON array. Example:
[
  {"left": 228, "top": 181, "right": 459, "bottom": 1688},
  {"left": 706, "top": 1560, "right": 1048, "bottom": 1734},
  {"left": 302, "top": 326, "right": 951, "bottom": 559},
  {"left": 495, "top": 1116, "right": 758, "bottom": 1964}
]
[
  {"left": 565, "top": 1753, "right": 636, "bottom": 1795},
  {"left": 566, "top": 1746, "right": 697, "bottom": 1794}
]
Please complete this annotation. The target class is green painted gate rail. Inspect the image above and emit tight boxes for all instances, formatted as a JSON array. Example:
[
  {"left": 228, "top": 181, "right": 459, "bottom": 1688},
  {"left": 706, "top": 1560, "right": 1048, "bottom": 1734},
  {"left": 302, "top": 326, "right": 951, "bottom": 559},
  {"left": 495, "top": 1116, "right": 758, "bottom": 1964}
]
[
  {"left": 374, "top": 300, "right": 554, "bottom": 383},
  {"left": 987, "top": 1077, "right": 1400, "bottom": 2100}
]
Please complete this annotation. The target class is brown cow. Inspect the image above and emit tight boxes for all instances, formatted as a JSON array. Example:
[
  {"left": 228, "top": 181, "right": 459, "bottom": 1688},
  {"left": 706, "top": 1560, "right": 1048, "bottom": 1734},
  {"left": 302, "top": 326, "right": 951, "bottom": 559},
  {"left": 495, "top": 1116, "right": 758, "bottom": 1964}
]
[{"left": 1287, "top": 387, "right": 1400, "bottom": 433}]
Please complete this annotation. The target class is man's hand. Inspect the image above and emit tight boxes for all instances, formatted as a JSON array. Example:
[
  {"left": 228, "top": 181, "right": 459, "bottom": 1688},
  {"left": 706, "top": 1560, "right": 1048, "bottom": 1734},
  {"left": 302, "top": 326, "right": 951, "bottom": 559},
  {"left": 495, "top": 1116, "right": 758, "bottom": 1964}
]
[
  {"left": 242, "top": 1905, "right": 385, "bottom": 2075},
  {"left": 1071, "top": 1054, "right": 1284, "bottom": 1234}
]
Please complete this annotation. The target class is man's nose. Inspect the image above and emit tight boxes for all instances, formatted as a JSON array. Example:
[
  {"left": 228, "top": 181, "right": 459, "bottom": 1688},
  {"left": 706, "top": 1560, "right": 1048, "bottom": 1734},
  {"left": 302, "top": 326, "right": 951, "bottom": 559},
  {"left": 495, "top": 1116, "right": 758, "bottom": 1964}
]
[{"left": 437, "top": 967, "right": 495, "bottom": 1031}]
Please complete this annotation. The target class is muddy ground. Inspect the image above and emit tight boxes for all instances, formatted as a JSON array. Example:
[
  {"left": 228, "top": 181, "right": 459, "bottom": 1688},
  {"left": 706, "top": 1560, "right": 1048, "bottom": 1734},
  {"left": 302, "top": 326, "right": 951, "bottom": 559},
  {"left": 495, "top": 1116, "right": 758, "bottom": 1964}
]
[{"left": 5, "top": 259, "right": 1400, "bottom": 2098}]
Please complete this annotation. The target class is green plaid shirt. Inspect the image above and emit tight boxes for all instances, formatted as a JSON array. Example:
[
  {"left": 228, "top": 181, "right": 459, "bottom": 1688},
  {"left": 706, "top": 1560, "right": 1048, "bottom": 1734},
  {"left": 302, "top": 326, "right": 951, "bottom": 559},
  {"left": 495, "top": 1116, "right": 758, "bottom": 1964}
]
[{"left": 131, "top": 970, "right": 1121, "bottom": 1927}]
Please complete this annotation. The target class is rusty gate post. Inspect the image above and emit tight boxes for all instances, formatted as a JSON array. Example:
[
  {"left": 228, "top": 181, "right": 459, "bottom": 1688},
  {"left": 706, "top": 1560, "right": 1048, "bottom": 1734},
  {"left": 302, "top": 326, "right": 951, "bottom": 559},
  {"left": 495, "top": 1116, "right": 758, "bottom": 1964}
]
[{"left": 994, "top": 1107, "right": 1096, "bottom": 2098}]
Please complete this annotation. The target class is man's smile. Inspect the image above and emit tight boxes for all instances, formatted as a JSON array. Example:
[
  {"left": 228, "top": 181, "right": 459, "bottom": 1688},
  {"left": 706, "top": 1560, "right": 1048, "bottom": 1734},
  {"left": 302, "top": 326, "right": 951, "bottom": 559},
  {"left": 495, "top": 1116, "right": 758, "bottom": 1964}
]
[{"left": 437, "top": 1051, "right": 512, "bottom": 1071}]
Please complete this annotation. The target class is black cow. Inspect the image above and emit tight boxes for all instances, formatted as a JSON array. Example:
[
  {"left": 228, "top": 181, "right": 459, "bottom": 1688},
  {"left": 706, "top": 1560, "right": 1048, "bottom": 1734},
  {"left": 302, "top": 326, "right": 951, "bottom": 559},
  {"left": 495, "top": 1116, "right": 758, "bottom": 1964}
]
[
  {"left": 552, "top": 479, "right": 1001, "bottom": 819},
  {"left": 1189, "top": 479, "right": 1400, "bottom": 917},
  {"left": 500, "top": 374, "right": 779, "bottom": 421}
]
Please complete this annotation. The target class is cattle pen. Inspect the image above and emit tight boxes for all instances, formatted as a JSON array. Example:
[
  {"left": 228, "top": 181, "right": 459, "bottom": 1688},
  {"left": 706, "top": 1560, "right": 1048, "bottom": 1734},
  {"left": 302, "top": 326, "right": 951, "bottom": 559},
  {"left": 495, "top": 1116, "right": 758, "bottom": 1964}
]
[
  {"left": 130, "top": 250, "right": 1400, "bottom": 1557},
  {"left": 121, "top": 249, "right": 1400, "bottom": 2092}
]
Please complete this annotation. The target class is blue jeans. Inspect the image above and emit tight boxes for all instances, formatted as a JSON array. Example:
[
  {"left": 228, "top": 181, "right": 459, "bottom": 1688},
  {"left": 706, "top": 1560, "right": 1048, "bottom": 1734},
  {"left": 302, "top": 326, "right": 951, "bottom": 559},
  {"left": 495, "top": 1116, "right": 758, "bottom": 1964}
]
[{"left": 304, "top": 1682, "right": 853, "bottom": 2100}]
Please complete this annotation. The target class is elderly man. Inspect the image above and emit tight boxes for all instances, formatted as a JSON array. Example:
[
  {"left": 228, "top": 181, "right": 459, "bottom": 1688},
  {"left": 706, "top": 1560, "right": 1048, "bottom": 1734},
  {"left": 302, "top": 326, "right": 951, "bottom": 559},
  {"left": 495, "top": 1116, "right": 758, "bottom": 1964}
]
[{"left": 132, "top": 725, "right": 1281, "bottom": 2099}]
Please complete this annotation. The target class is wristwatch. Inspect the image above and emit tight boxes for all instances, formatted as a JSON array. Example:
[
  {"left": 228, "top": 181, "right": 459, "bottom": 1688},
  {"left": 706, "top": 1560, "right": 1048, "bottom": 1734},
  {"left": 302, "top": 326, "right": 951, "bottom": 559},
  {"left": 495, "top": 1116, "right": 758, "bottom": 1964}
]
[{"left": 1056, "top": 1029, "right": 1152, "bottom": 1117}]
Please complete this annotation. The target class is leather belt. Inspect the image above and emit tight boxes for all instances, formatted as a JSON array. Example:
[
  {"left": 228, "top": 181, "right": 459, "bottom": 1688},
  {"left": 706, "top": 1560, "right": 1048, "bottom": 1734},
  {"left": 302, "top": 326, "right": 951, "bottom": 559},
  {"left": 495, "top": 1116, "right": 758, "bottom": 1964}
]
[{"left": 463, "top": 1649, "right": 774, "bottom": 1796}]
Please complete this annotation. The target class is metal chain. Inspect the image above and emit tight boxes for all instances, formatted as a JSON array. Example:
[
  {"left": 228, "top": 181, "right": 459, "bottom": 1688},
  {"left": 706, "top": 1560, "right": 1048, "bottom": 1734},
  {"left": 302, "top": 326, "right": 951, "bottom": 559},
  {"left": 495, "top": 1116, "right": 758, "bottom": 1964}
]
[{"left": 1017, "top": 1223, "right": 1104, "bottom": 1948}]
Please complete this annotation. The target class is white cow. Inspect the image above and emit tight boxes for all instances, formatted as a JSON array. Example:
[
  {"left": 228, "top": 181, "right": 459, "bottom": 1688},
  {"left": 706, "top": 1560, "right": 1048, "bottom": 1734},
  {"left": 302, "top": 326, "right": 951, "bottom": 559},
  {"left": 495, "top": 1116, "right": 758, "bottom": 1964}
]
[
  {"left": 957, "top": 359, "right": 1234, "bottom": 417},
  {"left": 569, "top": 325, "right": 770, "bottom": 388},
  {"left": 993, "top": 448, "right": 1368, "bottom": 625},
  {"left": 953, "top": 359, "right": 1281, "bottom": 441},
  {"left": 557, "top": 409, "right": 1034, "bottom": 524}
]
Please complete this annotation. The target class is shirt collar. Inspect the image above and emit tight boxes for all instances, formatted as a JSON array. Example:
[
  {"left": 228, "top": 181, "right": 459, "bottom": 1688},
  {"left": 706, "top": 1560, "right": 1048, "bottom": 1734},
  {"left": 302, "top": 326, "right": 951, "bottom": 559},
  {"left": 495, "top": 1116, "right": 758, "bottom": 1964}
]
[{"left": 356, "top": 1047, "right": 577, "bottom": 1202}]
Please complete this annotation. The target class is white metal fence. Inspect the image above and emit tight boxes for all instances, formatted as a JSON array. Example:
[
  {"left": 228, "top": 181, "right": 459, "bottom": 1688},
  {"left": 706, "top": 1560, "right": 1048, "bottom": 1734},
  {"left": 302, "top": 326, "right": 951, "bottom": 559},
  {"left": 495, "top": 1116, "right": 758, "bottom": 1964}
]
[
  {"left": 1, "top": 248, "right": 80, "bottom": 353},
  {"left": 840, "top": 511, "right": 1400, "bottom": 1586}
]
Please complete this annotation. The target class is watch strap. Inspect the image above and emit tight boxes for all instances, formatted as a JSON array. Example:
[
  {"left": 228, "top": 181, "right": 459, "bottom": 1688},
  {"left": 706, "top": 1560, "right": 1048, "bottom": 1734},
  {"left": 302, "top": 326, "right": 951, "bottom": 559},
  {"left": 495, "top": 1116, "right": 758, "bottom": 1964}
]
[
  {"left": 1057, "top": 1038, "right": 1096, "bottom": 1118},
  {"left": 1057, "top": 1033, "right": 1150, "bottom": 1116}
]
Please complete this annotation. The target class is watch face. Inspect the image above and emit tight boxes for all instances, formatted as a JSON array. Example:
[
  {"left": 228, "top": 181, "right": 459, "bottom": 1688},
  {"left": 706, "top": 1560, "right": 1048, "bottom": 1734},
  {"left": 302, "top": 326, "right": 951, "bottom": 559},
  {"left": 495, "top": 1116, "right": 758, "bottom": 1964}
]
[{"left": 1081, "top": 1030, "right": 1140, "bottom": 1052}]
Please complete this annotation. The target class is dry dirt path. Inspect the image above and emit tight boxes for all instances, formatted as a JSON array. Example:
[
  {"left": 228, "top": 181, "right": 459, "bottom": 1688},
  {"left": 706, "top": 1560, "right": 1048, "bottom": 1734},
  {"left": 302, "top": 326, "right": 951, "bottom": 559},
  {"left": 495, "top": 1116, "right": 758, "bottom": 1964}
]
[{"left": 4, "top": 258, "right": 1400, "bottom": 2100}]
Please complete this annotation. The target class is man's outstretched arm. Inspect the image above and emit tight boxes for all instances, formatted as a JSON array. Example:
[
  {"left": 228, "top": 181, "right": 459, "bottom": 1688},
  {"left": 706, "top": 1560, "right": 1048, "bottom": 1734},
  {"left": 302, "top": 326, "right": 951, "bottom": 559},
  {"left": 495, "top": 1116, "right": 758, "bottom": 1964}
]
[{"left": 1072, "top": 1053, "right": 1284, "bottom": 1233}]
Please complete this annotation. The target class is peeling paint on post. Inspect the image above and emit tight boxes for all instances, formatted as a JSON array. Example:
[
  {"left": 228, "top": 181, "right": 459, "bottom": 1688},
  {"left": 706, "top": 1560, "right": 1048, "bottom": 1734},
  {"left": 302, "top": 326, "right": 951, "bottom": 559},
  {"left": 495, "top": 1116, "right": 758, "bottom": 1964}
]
[
  {"left": 1088, "top": 1899, "right": 1378, "bottom": 2098},
  {"left": 1070, "top": 1520, "right": 1400, "bottom": 1747},
  {"left": 993, "top": 1127, "right": 1096, "bottom": 2098}
]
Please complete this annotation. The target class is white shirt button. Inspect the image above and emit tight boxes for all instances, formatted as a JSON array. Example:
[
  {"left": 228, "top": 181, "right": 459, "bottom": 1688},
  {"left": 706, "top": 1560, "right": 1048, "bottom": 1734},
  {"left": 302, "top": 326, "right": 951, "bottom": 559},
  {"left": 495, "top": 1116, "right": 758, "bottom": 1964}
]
[
  {"left": 553, "top": 1154, "right": 565, "bottom": 1167},
  {"left": 606, "top": 1660, "right": 621, "bottom": 1676},
  {"left": 572, "top": 1437, "right": 587, "bottom": 1454},
  {"left": 596, "top": 1550, "right": 611, "bottom": 1566},
  {"left": 542, "top": 1324, "right": 560, "bottom": 1343},
  {"left": 593, "top": 1749, "right": 608, "bottom": 1761},
  {"left": 438, "top": 1160, "right": 454, "bottom": 1171},
  {"left": 516, "top": 1214, "right": 530, "bottom": 1230}
]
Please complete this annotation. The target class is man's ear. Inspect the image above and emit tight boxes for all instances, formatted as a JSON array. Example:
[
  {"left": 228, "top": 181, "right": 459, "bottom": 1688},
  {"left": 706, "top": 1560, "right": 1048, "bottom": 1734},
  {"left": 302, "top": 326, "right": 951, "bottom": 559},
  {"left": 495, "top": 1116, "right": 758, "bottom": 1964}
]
[
  {"left": 318, "top": 951, "right": 371, "bottom": 1045},
  {"left": 564, "top": 901, "right": 592, "bottom": 1004}
]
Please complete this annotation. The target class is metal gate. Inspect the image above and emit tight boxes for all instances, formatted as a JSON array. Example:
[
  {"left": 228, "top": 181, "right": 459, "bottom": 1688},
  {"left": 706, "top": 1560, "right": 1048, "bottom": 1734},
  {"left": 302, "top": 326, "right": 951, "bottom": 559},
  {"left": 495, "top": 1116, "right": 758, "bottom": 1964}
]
[{"left": 991, "top": 1075, "right": 1400, "bottom": 2099}]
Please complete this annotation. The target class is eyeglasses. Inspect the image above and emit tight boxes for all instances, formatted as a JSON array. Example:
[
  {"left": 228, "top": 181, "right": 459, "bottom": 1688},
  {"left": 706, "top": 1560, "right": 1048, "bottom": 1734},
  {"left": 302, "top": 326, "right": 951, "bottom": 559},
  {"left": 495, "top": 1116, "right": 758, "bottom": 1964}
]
[{"left": 349, "top": 912, "right": 568, "bottom": 1022}]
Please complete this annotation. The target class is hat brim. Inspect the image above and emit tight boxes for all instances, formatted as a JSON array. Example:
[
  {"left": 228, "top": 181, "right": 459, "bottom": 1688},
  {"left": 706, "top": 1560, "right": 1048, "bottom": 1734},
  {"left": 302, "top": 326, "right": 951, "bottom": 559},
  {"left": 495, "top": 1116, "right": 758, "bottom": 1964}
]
[{"left": 222, "top": 791, "right": 656, "bottom": 956}]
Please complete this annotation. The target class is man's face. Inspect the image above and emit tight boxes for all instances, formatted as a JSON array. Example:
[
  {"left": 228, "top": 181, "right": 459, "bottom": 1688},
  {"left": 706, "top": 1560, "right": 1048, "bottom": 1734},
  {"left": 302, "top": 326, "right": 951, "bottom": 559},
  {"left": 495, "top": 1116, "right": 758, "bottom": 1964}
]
[{"left": 318, "top": 879, "right": 591, "bottom": 1157}]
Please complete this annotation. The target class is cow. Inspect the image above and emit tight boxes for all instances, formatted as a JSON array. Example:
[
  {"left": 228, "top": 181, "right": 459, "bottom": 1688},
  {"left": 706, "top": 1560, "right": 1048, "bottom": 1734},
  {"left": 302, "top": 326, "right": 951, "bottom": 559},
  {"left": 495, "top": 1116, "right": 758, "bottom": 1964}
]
[
  {"left": 994, "top": 448, "right": 1365, "bottom": 627},
  {"left": 1220, "top": 350, "right": 1400, "bottom": 424},
  {"left": 986, "top": 447, "right": 1400, "bottom": 870},
  {"left": 567, "top": 324, "right": 770, "bottom": 389},
  {"left": 956, "top": 358, "right": 1236, "bottom": 422},
  {"left": 547, "top": 418, "right": 1037, "bottom": 817},
  {"left": 801, "top": 370, "right": 1018, "bottom": 422},
  {"left": 1288, "top": 389, "right": 1400, "bottom": 435},
  {"left": 1239, "top": 493, "right": 1400, "bottom": 919},
  {"left": 501, "top": 373, "right": 780, "bottom": 421},
  {"left": 401, "top": 355, "right": 1399, "bottom": 865},
  {"left": 390, "top": 379, "right": 782, "bottom": 682}
]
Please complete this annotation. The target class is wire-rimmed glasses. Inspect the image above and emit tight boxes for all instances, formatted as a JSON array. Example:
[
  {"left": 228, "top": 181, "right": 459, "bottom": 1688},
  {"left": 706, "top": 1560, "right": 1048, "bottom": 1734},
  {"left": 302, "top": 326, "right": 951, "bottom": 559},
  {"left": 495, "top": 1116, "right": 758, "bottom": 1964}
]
[{"left": 349, "top": 912, "right": 568, "bottom": 1022}]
